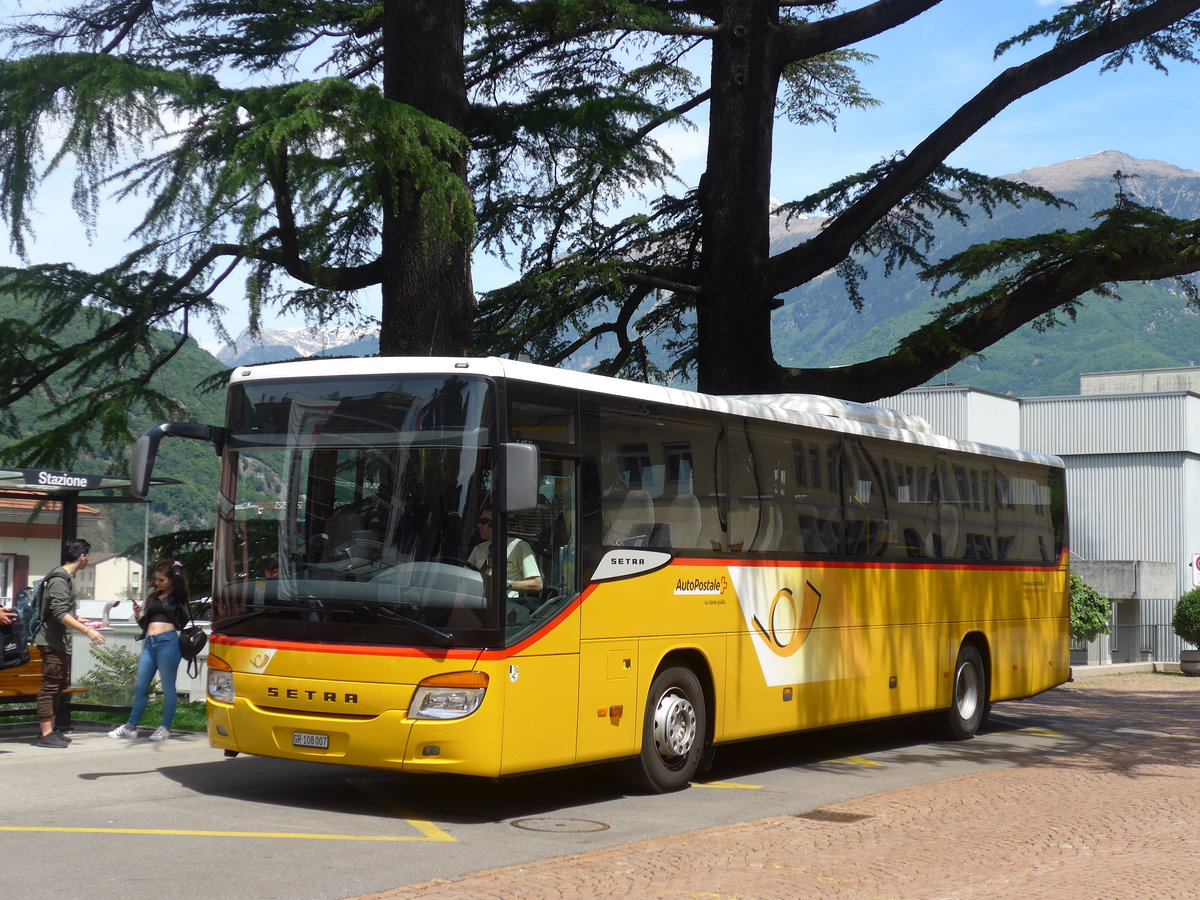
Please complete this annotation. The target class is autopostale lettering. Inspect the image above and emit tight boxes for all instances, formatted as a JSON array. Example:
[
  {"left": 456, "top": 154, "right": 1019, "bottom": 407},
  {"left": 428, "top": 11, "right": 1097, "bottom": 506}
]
[{"left": 267, "top": 686, "right": 359, "bottom": 704}]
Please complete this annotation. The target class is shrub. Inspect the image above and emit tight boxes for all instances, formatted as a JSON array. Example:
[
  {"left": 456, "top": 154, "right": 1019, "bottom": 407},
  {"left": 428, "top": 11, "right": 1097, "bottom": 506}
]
[
  {"left": 1069, "top": 573, "right": 1110, "bottom": 643},
  {"left": 78, "top": 645, "right": 157, "bottom": 705},
  {"left": 1172, "top": 586, "right": 1200, "bottom": 649}
]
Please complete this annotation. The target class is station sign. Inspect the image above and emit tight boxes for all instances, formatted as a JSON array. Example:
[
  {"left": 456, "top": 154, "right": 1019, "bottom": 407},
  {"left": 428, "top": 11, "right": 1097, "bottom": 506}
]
[{"left": 17, "top": 469, "right": 107, "bottom": 491}]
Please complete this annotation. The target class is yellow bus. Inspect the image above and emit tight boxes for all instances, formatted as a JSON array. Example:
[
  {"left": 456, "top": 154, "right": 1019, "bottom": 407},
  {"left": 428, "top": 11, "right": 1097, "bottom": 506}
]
[{"left": 131, "top": 357, "right": 1069, "bottom": 791}]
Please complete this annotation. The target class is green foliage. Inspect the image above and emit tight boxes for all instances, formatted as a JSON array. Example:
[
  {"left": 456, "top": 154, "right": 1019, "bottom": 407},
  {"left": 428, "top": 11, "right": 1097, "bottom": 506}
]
[
  {"left": 5, "top": 0, "right": 1200, "bottom": 410},
  {"left": 0, "top": 0, "right": 473, "bottom": 456},
  {"left": 995, "top": 0, "right": 1200, "bottom": 74},
  {"left": 0, "top": 292, "right": 224, "bottom": 553},
  {"left": 78, "top": 644, "right": 155, "bottom": 705},
  {"left": 1069, "top": 574, "right": 1111, "bottom": 644},
  {"left": 1172, "top": 586, "right": 1200, "bottom": 648}
]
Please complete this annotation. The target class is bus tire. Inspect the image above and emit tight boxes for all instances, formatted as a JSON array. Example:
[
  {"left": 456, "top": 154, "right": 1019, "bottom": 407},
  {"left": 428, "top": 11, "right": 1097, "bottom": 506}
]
[
  {"left": 632, "top": 666, "right": 707, "bottom": 793},
  {"left": 940, "top": 642, "right": 987, "bottom": 740}
]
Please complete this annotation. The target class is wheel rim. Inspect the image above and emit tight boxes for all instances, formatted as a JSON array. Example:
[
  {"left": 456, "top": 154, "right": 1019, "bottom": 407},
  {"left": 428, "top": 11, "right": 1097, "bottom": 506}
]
[
  {"left": 652, "top": 687, "right": 697, "bottom": 763},
  {"left": 954, "top": 660, "right": 980, "bottom": 722}
]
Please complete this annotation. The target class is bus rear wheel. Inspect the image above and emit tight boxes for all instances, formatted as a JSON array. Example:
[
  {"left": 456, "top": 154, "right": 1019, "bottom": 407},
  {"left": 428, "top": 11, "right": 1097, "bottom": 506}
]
[
  {"left": 940, "top": 642, "right": 987, "bottom": 740},
  {"left": 632, "top": 666, "right": 706, "bottom": 793}
]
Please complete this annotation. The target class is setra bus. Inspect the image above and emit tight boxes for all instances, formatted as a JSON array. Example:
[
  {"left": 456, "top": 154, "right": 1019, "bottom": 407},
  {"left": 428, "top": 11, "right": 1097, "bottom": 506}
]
[{"left": 130, "top": 356, "right": 1069, "bottom": 791}]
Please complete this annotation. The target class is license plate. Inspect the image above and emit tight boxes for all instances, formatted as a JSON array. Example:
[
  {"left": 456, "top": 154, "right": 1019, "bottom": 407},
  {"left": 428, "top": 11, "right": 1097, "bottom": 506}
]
[{"left": 292, "top": 731, "right": 329, "bottom": 749}]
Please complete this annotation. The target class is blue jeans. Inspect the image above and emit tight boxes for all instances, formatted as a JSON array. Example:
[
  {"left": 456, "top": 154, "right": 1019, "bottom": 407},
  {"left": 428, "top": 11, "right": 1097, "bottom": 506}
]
[{"left": 128, "top": 631, "right": 182, "bottom": 728}]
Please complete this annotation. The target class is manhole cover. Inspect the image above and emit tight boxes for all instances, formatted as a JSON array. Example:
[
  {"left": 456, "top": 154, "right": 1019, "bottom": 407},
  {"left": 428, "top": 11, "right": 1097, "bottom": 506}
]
[
  {"left": 511, "top": 817, "right": 610, "bottom": 833},
  {"left": 794, "top": 809, "right": 871, "bottom": 824}
]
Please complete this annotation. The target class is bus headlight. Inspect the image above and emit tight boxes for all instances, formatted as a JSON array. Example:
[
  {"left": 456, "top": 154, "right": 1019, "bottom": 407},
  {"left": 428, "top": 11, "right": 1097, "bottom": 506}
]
[
  {"left": 207, "top": 654, "right": 235, "bottom": 704},
  {"left": 409, "top": 671, "right": 488, "bottom": 720}
]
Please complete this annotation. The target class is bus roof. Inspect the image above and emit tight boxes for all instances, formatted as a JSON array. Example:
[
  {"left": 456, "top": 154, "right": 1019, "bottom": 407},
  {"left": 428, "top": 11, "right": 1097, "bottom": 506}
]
[{"left": 228, "top": 356, "right": 1063, "bottom": 469}]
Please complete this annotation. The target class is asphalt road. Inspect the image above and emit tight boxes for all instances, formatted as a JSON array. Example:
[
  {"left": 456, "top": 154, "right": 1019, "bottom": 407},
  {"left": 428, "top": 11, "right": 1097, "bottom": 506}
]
[{"left": 0, "top": 699, "right": 1158, "bottom": 900}]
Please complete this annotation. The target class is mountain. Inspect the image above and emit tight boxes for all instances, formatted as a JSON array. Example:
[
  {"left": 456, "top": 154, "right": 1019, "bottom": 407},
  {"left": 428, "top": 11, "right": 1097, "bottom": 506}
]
[
  {"left": 769, "top": 151, "right": 1200, "bottom": 396},
  {"left": 214, "top": 326, "right": 379, "bottom": 366}
]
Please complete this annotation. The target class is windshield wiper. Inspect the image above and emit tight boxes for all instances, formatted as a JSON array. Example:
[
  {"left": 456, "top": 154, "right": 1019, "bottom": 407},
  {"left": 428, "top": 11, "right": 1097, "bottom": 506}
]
[{"left": 369, "top": 603, "right": 454, "bottom": 647}]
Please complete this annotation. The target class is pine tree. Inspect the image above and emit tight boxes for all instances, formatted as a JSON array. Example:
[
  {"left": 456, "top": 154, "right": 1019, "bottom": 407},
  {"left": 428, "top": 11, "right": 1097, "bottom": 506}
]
[
  {"left": 0, "top": 0, "right": 474, "bottom": 459},
  {"left": 470, "top": 0, "right": 1200, "bottom": 397}
]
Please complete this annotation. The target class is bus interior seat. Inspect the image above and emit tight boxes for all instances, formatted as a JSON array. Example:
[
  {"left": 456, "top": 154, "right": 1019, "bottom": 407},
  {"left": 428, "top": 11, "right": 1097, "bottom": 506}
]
[
  {"left": 752, "top": 500, "right": 784, "bottom": 551},
  {"left": 938, "top": 504, "right": 963, "bottom": 557},
  {"left": 903, "top": 527, "right": 927, "bottom": 557},
  {"left": 797, "top": 504, "right": 838, "bottom": 554},
  {"left": 665, "top": 493, "right": 702, "bottom": 548},
  {"left": 603, "top": 489, "right": 654, "bottom": 546}
]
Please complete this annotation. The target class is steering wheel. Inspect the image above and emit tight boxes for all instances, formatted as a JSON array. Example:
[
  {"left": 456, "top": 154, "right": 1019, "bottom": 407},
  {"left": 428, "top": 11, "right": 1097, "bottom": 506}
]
[{"left": 430, "top": 555, "right": 476, "bottom": 570}]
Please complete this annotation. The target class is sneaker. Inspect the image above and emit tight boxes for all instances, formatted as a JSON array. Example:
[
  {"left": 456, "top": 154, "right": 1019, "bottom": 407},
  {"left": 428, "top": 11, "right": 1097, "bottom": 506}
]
[
  {"left": 51, "top": 730, "right": 72, "bottom": 744},
  {"left": 148, "top": 726, "right": 171, "bottom": 742},
  {"left": 108, "top": 724, "right": 138, "bottom": 740},
  {"left": 35, "top": 732, "right": 70, "bottom": 749}
]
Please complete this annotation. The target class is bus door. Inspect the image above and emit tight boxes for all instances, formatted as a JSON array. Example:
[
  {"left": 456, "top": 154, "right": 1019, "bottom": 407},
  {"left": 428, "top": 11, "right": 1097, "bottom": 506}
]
[{"left": 499, "top": 385, "right": 583, "bottom": 773}]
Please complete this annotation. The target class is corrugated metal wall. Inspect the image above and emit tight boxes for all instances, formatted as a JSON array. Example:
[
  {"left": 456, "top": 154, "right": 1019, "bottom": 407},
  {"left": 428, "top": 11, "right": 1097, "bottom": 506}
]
[
  {"left": 1021, "top": 393, "right": 1196, "bottom": 455},
  {"left": 1062, "top": 454, "right": 1184, "bottom": 566},
  {"left": 879, "top": 386, "right": 1022, "bottom": 446}
]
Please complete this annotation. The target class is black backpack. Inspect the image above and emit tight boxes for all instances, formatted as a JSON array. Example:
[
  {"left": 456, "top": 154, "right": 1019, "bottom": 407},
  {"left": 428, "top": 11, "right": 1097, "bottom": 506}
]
[
  {"left": 16, "top": 572, "right": 67, "bottom": 641},
  {"left": 0, "top": 616, "right": 29, "bottom": 669}
]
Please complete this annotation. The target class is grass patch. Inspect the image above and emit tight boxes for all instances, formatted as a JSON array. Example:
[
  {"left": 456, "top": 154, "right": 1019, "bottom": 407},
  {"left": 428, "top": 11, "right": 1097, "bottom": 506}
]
[
  {"left": 83, "top": 700, "right": 207, "bottom": 732},
  {"left": 3, "top": 700, "right": 207, "bottom": 732}
]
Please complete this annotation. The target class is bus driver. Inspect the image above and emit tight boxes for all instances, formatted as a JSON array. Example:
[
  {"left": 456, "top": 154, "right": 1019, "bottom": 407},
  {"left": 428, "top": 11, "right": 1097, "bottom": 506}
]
[{"left": 467, "top": 506, "right": 543, "bottom": 603}]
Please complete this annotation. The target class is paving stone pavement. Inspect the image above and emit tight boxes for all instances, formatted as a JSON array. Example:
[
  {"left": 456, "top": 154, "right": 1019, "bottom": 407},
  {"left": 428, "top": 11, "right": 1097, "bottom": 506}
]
[{"left": 359, "top": 673, "right": 1200, "bottom": 900}]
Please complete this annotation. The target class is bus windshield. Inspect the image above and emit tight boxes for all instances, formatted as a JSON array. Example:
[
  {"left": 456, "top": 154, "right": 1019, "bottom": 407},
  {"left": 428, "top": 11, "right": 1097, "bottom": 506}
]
[{"left": 212, "top": 373, "right": 498, "bottom": 647}]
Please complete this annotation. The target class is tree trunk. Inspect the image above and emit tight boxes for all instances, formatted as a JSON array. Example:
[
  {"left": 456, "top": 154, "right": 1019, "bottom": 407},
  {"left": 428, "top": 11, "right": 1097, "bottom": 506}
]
[
  {"left": 695, "top": 0, "right": 783, "bottom": 395},
  {"left": 380, "top": 0, "right": 474, "bottom": 358}
]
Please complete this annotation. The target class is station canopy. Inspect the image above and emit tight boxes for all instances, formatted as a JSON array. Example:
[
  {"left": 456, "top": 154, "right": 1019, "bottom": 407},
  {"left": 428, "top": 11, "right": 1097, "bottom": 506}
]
[{"left": 0, "top": 467, "right": 180, "bottom": 501}]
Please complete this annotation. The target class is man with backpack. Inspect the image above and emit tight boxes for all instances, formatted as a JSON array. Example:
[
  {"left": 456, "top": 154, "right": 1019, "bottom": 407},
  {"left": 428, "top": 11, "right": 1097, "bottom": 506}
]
[{"left": 33, "top": 539, "right": 105, "bottom": 749}]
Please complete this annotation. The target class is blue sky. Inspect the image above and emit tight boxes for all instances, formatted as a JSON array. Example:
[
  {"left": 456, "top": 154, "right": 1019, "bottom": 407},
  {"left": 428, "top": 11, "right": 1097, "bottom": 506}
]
[{"left": 5, "top": 1, "right": 1200, "bottom": 352}]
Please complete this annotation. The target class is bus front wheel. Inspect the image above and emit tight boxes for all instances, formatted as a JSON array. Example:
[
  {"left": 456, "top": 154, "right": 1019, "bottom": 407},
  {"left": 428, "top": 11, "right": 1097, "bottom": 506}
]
[
  {"left": 632, "top": 666, "right": 707, "bottom": 793},
  {"left": 940, "top": 642, "right": 988, "bottom": 740}
]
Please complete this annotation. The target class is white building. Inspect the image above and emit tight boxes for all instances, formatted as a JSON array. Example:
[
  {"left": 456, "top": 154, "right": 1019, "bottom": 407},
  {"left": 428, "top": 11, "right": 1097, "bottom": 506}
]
[
  {"left": 75, "top": 552, "right": 145, "bottom": 625},
  {"left": 0, "top": 493, "right": 103, "bottom": 605},
  {"left": 881, "top": 366, "right": 1200, "bottom": 665}
]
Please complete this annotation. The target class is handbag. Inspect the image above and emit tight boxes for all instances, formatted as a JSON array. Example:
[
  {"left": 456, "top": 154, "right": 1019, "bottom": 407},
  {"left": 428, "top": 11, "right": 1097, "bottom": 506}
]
[{"left": 179, "top": 620, "right": 208, "bottom": 679}]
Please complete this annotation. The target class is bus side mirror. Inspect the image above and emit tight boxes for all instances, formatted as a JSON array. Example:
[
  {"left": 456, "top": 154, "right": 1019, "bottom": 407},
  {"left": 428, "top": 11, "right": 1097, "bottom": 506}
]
[
  {"left": 500, "top": 442, "right": 539, "bottom": 514},
  {"left": 130, "top": 422, "right": 227, "bottom": 498},
  {"left": 130, "top": 430, "right": 160, "bottom": 499}
]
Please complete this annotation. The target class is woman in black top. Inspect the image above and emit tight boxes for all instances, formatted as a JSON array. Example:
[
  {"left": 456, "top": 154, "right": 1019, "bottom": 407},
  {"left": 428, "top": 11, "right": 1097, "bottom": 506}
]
[{"left": 108, "top": 559, "right": 190, "bottom": 742}]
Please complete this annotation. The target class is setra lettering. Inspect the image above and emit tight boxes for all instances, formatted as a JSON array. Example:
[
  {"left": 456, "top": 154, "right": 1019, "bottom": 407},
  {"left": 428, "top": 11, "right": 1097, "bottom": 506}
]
[{"left": 265, "top": 686, "right": 359, "bottom": 705}]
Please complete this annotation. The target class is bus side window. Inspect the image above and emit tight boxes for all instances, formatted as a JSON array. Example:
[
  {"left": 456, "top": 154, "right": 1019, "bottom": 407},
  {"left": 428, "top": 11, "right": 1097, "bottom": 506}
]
[
  {"left": 995, "top": 462, "right": 1055, "bottom": 563},
  {"left": 791, "top": 433, "right": 841, "bottom": 555},
  {"left": 868, "top": 438, "right": 935, "bottom": 560},
  {"left": 597, "top": 406, "right": 721, "bottom": 552}
]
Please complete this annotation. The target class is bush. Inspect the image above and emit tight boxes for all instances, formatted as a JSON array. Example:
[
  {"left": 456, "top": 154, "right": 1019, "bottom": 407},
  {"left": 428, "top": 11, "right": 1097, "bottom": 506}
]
[
  {"left": 78, "top": 645, "right": 157, "bottom": 705},
  {"left": 1172, "top": 587, "right": 1200, "bottom": 649},
  {"left": 1069, "top": 573, "right": 1110, "bottom": 643}
]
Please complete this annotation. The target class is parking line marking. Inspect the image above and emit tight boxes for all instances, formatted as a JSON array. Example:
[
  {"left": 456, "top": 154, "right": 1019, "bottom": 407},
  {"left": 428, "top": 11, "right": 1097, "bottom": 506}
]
[
  {"left": 692, "top": 780, "right": 762, "bottom": 789},
  {"left": 0, "top": 826, "right": 444, "bottom": 842},
  {"left": 1014, "top": 726, "right": 1063, "bottom": 737},
  {"left": 347, "top": 778, "right": 456, "bottom": 842},
  {"left": 829, "top": 755, "right": 883, "bottom": 767}
]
